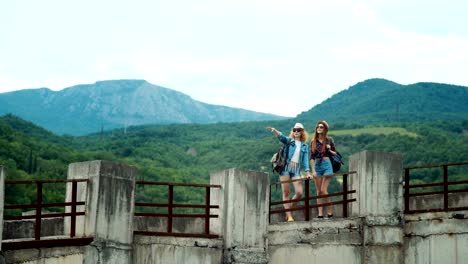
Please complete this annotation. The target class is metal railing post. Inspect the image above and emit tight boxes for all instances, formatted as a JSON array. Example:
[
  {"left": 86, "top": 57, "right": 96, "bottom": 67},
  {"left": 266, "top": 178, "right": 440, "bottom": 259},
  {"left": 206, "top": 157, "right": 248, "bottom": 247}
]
[
  {"left": 70, "top": 180, "right": 77, "bottom": 237},
  {"left": 167, "top": 184, "right": 173, "bottom": 233},
  {"left": 204, "top": 186, "right": 210, "bottom": 234},
  {"left": 35, "top": 182, "right": 43, "bottom": 240},
  {"left": 404, "top": 168, "right": 410, "bottom": 214},
  {"left": 443, "top": 165, "right": 448, "bottom": 211},
  {"left": 304, "top": 179, "right": 310, "bottom": 221},
  {"left": 342, "top": 174, "right": 349, "bottom": 217}
]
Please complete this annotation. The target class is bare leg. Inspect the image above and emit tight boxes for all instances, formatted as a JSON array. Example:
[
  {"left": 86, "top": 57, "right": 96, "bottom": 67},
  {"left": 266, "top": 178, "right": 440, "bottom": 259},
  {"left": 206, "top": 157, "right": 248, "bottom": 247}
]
[
  {"left": 280, "top": 176, "right": 293, "bottom": 220},
  {"left": 314, "top": 177, "right": 324, "bottom": 217},
  {"left": 321, "top": 176, "right": 333, "bottom": 215},
  {"left": 291, "top": 178, "right": 303, "bottom": 210}
]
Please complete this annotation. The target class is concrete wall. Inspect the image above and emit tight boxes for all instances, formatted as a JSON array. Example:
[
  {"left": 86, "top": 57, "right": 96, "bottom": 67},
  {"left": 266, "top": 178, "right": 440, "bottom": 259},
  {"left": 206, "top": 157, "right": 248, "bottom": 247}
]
[
  {"left": 268, "top": 218, "right": 362, "bottom": 264},
  {"left": 133, "top": 235, "right": 223, "bottom": 264},
  {"left": 407, "top": 192, "right": 468, "bottom": 212},
  {"left": 3, "top": 246, "right": 85, "bottom": 264},
  {"left": 3, "top": 217, "right": 63, "bottom": 239},
  {"left": 404, "top": 211, "right": 468, "bottom": 264},
  {"left": 133, "top": 216, "right": 207, "bottom": 234}
]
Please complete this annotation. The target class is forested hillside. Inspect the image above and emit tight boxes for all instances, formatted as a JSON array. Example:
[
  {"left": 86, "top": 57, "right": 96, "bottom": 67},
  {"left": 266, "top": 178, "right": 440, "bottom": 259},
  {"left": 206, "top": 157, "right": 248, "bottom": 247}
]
[
  {"left": 296, "top": 78, "right": 468, "bottom": 126},
  {"left": 1, "top": 114, "right": 467, "bottom": 216}
]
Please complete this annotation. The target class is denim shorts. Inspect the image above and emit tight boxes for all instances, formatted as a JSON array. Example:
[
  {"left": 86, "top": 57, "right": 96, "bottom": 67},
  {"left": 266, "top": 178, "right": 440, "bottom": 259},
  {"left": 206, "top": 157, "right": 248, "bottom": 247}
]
[
  {"left": 280, "top": 161, "right": 302, "bottom": 178},
  {"left": 314, "top": 158, "right": 333, "bottom": 176}
]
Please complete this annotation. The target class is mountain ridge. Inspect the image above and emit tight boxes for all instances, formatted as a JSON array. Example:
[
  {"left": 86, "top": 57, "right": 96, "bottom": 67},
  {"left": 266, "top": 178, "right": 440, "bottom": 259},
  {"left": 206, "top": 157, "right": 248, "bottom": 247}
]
[{"left": 0, "top": 79, "right": 288, "bottom": 135}]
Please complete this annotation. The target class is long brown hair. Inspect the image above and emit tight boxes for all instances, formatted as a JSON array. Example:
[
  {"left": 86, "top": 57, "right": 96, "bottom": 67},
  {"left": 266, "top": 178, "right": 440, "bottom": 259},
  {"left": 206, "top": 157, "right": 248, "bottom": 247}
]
[{"left": 311, "top": 121, "right": 329, "bottom": 153}]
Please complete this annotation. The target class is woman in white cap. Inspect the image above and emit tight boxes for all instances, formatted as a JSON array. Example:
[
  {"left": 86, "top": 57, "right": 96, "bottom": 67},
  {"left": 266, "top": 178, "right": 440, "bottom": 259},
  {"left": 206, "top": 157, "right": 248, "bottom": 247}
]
[
  {"left": 267, "top": 123, "right": 312, "bottom": 222},
  {"left": 309, "top": 120, "right": 336, "bottom": 218}
]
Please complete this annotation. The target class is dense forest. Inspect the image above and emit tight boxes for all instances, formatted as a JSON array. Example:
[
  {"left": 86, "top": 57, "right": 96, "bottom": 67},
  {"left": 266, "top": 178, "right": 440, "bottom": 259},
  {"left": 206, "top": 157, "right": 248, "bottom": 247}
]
[{"left": 1, "top": 114, "right": 467, "bottom": 216}]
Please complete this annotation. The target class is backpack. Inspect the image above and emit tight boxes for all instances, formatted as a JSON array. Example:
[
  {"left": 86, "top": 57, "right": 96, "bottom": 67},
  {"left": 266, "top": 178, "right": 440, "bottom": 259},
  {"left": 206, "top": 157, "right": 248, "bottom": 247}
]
[
  {"left": 324, "top": 137, "right": 344, "bottom": 173},
  {"left": 271, "top": 140, "right": 290, "bottom": 174},
  {"left": 329, "top": 151, "right": 344, "bottom": 173}
]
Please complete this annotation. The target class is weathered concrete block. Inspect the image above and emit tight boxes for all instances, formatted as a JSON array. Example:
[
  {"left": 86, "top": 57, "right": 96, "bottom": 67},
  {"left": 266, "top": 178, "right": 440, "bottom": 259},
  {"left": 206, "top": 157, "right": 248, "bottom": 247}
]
[
  {"left": 66, "top": 160, "right": 137, "bottom": 244},
  {"left": 67, "top": 160, "right": 137, "bottom": 264},
  {"left": 364, "top": 245, "right": 402, "bottom": 264},
  {"left": 223, "top": 247, "right": 268, "bottom": 264},
  {"left": 4, "top": 246, "right": 84, "bottom": 264},
  {"left": 404, "top": 212, "right": 468, "bottom": 264},
  {"left": 363, "top": 225, "right": 403, "bottom": 246},
  {"left": 133, "top": 236, "right": 223, "bottom": 264},
  {"left": 84, "top": 241, "right": 132, "bottom": 264},
  {"left": 349, "top": 151, "right": 403, "bottom": 217},
  {"left": 269, "top": 244, "right": 361, "bottom": 264},
  {"left": 404, "top": 233, "right": 468, "bottom": 264},
  {"left": 268, "top": 218, "right": 362, "bottom": 246},
  {"left": 3, "top": 218, "right": 64, "bottom": 239},
  {"left": 210, "top": 168, "right": 269, "bottom": 249},
  {"left": 404, "top": 212, "right": 468, "bottom": 236}
]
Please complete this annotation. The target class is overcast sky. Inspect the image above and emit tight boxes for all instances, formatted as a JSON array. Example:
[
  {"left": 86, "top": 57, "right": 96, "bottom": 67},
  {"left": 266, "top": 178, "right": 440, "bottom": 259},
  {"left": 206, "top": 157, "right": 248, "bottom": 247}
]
[{"left": 1, "top": 0, "right": 467, "bottom": 117}]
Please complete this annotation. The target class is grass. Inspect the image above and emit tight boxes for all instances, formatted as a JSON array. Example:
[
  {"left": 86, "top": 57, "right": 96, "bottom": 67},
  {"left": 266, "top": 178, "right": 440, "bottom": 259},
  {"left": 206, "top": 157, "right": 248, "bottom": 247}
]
[{"left": 326, "top": 127, "right": 418, "bottom": 138}]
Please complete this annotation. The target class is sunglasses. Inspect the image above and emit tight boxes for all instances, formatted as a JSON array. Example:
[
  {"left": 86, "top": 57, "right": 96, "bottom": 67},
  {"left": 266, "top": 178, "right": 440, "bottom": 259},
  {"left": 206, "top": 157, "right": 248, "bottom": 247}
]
[
  {"left": 292, "top": 128, "right": 303, "bottom": 132},
  {"left": 316, "top": 125, "right": 325, "bottom": 129}
]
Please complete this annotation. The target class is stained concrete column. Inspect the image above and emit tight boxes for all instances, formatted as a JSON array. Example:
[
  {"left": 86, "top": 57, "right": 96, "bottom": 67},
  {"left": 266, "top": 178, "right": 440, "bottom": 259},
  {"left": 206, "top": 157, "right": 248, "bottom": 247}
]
[
  {"left": 349, "top": 151, "right": 404, "bottom": 264},
  {"left": 210, "top": 168, "right": 270, "bottom": 264},
  {"left": 66, "top": 160, "right": 137, "bottom": 264}
]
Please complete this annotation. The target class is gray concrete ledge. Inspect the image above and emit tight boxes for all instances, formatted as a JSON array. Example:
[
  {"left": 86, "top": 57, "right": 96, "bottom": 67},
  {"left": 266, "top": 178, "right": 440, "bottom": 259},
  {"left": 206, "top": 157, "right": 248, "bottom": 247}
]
[
  {"left": 4, "top": 244, "right": 84, "bottom": 264},
  {"left": 268, "top": 217, "right": 362, "bottom": 246}
]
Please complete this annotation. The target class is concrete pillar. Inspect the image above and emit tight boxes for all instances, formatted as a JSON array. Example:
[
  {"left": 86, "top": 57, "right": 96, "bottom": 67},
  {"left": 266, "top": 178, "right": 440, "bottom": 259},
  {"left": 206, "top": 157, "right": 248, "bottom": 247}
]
[
  {"left": 349, "top": 151, "right": 404, "bottom": 264},
  {"left": 210, "top": 168, "right": 270, "bottom": 263},
  {"left": 66, "top": 160, "right": 137, "bottom": 264}
]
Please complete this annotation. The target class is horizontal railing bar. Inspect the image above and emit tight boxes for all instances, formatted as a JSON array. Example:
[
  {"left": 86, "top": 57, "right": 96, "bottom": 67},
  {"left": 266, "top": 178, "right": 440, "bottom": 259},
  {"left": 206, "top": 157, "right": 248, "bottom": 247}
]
[
  {"left": 135, "top": 202, "right": 219, "bottom": 209},
  {"left": 136, "top": 181, "right": 221, "bottom": 188},
  {"left": 407, "top": 180, "right": 468, "bottom": 188},
  {"left": 407, "top": 190, "right": 444, "bottom": 197},
  {"left": 134, "top": 212, "right": 218, "bottom": 218},
  {"left": 2, "top": 237, "right": 94, "bottom": 251},
  {"left": 270, "top": 199, "right": 357, "bottom": 215},
  {"left": 134, "top": 231, "right": 219, "bottom": 239},
  {"left": 405, "top": 188, "right": 468, "bottom": 197},
  {"left": 4, "top": 212, "right": 85, "bottom": 221},
  {"left": 271, "top": 171, "right": 357, "bottom": 186},
  {"left": 406, "top": 206, "right": 468, "bottom": 214},
  {"left": 270, "top": 190, "right": 356, "bottom": 206},
  {"left": 5, "top": 201, "right": 85, "bottom": 210},
  {"left": 408, "top": 182, "right": 444, "bottom": 188},
  {"left": 404, "top": 161, "right": 468, "bottom": 170},
  {"left": 5, "top": 179, "right": 88, "bottom": 184}
]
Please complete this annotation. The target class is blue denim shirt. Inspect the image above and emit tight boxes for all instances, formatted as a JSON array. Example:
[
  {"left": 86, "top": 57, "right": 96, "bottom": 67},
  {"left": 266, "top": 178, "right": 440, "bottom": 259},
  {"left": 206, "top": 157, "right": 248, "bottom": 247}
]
[{"left": 278, "top": 133, "right": 311, "bottom": 172}]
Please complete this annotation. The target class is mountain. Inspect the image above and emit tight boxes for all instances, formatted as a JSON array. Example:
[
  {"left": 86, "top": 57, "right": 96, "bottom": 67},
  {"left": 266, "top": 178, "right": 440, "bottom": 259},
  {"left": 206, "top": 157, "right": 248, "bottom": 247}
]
[
  {"left": 296, "top": 78, "right": 468, "bottom": 126},
  {"left": 0, "top": 80, "right": 288, "bottom": 135}
]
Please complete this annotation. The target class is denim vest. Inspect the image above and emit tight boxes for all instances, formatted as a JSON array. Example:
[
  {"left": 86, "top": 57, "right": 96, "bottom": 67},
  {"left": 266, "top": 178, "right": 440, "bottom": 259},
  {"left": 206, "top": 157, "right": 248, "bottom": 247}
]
[{"left": 278, "top": 134, "right": 311, "bottom": 172}]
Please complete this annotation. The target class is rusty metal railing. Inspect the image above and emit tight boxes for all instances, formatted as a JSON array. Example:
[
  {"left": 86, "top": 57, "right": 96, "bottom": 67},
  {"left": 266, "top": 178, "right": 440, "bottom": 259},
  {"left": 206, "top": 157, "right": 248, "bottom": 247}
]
[
  {"left": 404, "top": 161, "right": 468, "bottom": 214},
  {"left": 269, "top": 171, "right": 357, "bottom": 222},
  {"left": 133, "top": 181, "right": 221, "bottom": 238},
  {"left": 3, "top": 179, "right": 93, "bottom": 250}
]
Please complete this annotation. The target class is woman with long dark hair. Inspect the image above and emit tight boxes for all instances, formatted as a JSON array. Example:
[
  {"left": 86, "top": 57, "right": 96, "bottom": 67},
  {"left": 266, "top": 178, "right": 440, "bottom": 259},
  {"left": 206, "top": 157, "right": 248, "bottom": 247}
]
[{"left": 309, "top": 120, "right": 336, "bottom": 218}]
